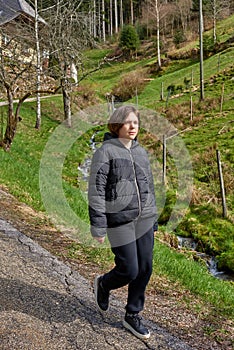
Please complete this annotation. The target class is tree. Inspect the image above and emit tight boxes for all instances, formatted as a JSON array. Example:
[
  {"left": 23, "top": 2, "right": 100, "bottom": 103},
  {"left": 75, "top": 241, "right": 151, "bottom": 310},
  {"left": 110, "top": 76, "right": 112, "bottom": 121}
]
[
  {"left": 102, "top": 0, "right": 106, "bottom": 42},
  {"left": 34, "top": 0, "right": 42, "bottom": 129},
  {"left": 44, "top": 1, "right": 94, "bottom": 127},
  {"left": 0, "top": 0, "right": 98, "bottom": 150},
  {"left": 206, "top": 0, "right": 230, "bottom": 43},
  {"left": 109, "top": 0, "right": 113, "bottom": 36},
  {"left": 114, "top": 0, "right": 118, "bottom": 33},
  {"left": 130, "top": 0, "right": 134, "bottom": 25},
  {"left": 176, "top": 0, "right": 192, "bottom": 34},
  {"left": 199, "top": 0, "right": 204, "bottom": 100},
  {"left": 147, "top": 0, "right": 162, "bottom": 68},
  {"left": 119, "top": 25, "right": 140, "bottom": 56},
  {"left": 0, "top": 4, "right": 47, "bottom": 150}
]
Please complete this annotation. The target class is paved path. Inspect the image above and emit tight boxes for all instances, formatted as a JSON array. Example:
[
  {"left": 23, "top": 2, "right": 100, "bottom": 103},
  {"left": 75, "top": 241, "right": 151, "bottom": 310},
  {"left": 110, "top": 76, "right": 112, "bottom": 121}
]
[
  {"left": 0, "top": 218, "right": 194, "bottom": 350},
  {"left": 0, "top": 94, "right": 62, "bottom": 107}
]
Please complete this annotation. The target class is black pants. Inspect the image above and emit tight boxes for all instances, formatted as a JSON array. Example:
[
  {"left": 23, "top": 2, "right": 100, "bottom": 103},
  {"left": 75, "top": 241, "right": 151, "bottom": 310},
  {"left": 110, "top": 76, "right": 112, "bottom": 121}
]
[{"left": 102, "top": 222, "right": 154, "bottom": 313}]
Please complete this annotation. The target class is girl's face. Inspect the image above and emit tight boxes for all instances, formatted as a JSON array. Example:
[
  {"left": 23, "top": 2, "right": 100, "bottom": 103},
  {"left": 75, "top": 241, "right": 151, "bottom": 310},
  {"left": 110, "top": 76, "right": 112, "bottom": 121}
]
[{"left": 118, "top": 112, "right": 139, "bottom": 140}]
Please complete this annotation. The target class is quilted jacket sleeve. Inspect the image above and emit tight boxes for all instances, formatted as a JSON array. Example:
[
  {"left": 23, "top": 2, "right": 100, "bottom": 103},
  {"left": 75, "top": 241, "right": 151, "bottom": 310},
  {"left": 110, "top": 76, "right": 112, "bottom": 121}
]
[{"left": 88, "top": 148, "right": 110, "bottom": 238}]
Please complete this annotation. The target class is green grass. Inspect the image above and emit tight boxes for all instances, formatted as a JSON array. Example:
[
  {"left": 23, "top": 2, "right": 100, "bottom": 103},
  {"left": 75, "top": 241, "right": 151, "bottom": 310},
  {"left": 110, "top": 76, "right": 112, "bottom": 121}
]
[
  {"left": 153, "top": 239, "right": 234, "bottom": 317},
  {"left": 137, "top": 48, "right": 234, "bottom": 109},
  {"left": 0, "top": 15, "right": 234, "bottom": 321},
  {"left": 65, "top": 233, "right": 234, "bottom": 318},
  {"left": 1, "top": 98, "right": 233, "bottom": 319}
]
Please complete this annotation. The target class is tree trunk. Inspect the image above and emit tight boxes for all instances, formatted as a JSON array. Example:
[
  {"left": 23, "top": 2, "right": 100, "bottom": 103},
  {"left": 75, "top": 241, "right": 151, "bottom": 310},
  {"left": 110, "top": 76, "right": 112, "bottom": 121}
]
[
  {"left": 114, "top": 0, "right": 118, "bottom": 33},
  {"left": 93, "top": 0, "right": 97, "bottom": 38},
  {"left": 102, "top": 0, "right": 106, "bottom": 41},
  {"left": 155, "top": 0, "right": 161, "bottom": 68},
  {"left": 120, "top": 0, "right": 123, "bottom": 28},
  {"left": 199, "top": 0, "right": 205, "bottom": 100},
  {"left": 1, "top": 88, "right": 16, "bottom": 151},
  {"left": 213, "top": 0, "right": 217, "bottom": 43},
  {"left": 61, "top": 78, "right": 72, "bottom": 127},
  {"left": 130, "top": 0, "right": 134, "bottom": 25},
  {"left": 35, "top": 0, "right": 41, "bottom": 130},
  {"left": 1, "top": 88, "right": 31, "bottom": 151},
  {"left": 110, "top": 0, "right": 113, "bottom": 36}
]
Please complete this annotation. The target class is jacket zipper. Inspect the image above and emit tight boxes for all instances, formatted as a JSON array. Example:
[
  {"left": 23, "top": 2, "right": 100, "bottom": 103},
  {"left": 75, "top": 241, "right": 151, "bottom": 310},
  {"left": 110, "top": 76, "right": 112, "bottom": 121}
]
[{"left": 129, "top": 149, "right": 142, "bottom": 218}]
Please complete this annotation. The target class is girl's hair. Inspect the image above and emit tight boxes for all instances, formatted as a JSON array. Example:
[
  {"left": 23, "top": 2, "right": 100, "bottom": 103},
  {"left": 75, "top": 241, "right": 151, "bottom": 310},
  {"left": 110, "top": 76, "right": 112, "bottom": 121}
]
[{"left": 108, "top": 105, "right": 140, "bottom": 136}]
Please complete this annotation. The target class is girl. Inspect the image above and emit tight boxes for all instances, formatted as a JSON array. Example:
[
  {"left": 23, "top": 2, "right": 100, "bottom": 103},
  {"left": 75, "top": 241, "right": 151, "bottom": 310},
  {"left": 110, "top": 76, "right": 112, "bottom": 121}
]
[{"left": 88, "top": 105, "right": 157, "bottom": 340}]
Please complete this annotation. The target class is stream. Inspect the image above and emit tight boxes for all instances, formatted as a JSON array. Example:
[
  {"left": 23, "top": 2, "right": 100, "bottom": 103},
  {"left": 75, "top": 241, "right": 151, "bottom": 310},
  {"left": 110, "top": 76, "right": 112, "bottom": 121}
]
[
  {"left": 78, "top": 133, "right": 234, "bottom": 281},
  {"left": 177, "top": 236, "right": 234, "bottom": 281}
]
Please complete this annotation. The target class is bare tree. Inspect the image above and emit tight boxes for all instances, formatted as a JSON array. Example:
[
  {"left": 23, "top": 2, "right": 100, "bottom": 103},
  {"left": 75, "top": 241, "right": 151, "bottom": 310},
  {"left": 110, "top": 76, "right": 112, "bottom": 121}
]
[
  {"left": 114, "top": 0, "right": 118, "bottom": 34},
  {"left": 34, "top": 0, "right": 41, "bottom": 129},
  {"left": 199, "top": 0, "right": 204, "bottom": 100},
  {"left": 130, "top": 0, "right": 134, "bottom": 25},
  {"left": 45, "top": 1, "right": 93, "bottom": 127},
  {"left": 109, "top": 0, "right": 113, "bottom": 36},
  {"left": 93, "top": 0, "right": 97, "bottom": 38},
  {"left": 120, "top": 0, "right": 124, "bottom": 28},
  {"left": 0, "top": 13, "right": 45, "bottom": 150},
  {"left": 176, "top": 0, "right": 192, "bottom": 33},
  {"left": 206, "top": 0, "right": 230, "bottom": 43},
  {"left": 102, "top": 0, "right": 106, "bottom": 41},
  {"left": 147, "top": 0, "right": 163, "bottom": 68}
]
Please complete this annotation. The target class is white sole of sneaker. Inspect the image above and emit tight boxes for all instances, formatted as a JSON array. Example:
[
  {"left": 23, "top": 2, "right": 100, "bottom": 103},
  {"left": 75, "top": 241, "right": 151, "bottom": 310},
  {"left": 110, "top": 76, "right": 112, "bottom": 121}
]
[
  {"left": 123, "top": 320, "right": 151, "bottom": 340},
  {"left": 94, "top": 275, "right": 109, "bottom": 312}
]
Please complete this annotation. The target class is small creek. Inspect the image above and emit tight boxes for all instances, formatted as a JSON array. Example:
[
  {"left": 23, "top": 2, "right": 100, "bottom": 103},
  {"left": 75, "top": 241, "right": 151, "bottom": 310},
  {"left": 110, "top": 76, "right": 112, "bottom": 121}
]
[
  {"left": 177, "top": 236, "right": 234, "bottom": 281},
  {"left": 77, "top": 132, "right": 99, "bottom": 185},
  {"left": 78, "top": 133, "right": 234, "bottom": 281}
]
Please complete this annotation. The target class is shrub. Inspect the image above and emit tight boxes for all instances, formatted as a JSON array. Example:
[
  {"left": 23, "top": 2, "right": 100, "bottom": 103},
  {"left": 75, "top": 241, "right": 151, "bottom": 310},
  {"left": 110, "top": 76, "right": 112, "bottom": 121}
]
[
  {"left": 203, "top": 34, "right": 215, "bottom": 58},
  {"left": 167, "top": 84, "right": 176, "bottom": 95},
  {"left": 111, "top": 70, "right": 148, "bottom": 101},
  {"left": 173, "top": 30, "right": 186, "bottom": 48},
  {"left": 72, "top": 84, "right": 99, "bottom": 110},
  {"left": 135, "top": 22, "right": 148, "bottom": 40},
  {"left": 119, "top": 25, "right": 140, "bottom": 54}
]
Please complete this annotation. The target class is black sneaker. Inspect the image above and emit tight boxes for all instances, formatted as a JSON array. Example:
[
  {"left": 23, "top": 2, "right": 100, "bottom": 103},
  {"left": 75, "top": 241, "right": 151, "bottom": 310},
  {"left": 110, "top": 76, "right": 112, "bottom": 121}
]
[
  {"left": 123, "top": 313, "right": 150, "bottom": 340},
  {"left": 94, "top": 276, "right": 109, "bottom": 312}
]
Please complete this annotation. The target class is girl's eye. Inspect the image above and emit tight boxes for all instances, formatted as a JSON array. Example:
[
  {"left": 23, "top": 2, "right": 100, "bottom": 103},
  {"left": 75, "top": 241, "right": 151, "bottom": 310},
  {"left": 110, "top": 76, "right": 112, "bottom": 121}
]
[{"left": 125, "top": 121, "right": 139, "bottom": 126}]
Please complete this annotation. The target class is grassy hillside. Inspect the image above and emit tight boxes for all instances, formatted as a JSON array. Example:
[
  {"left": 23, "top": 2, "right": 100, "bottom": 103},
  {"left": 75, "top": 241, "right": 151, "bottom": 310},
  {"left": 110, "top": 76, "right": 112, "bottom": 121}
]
[
  {"left": 81, "top": 16, "right": 234, "bottom": 274},
  {"left": 0, "top": 15, "right": 234, "bottom": 325}
]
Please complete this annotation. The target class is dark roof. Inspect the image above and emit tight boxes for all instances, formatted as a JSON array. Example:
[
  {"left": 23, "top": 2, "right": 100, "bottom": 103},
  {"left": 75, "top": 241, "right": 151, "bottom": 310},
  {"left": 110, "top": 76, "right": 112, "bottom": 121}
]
[{"left": 0, "top": 0, "right": 46, "bottom": 25}]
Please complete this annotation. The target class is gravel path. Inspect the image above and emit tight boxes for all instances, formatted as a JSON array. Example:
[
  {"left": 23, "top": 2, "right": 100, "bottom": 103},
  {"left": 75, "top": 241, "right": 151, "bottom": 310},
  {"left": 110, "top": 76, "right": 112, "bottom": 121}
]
[{"left": 0, "top": 218, "right": 194, "bottom": 350}]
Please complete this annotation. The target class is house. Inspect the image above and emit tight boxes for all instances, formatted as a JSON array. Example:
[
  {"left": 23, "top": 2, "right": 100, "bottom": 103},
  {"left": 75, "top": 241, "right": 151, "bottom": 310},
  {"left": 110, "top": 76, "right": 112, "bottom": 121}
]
[
  {"left": 0, "top": 0, "right": 46, "bottom": 26},
  {"left": 0, "top": 1, "right": 77, "bottom": 84},
  {"left": 0, "top": 0, "right": 46, "bottom": 63}
]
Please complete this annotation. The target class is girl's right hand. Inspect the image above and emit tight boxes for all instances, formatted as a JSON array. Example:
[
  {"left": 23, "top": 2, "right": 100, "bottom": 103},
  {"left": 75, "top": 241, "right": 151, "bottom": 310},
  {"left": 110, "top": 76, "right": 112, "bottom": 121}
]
[{"left": 94, "top": 236, "right": 105, "bottom": 244}]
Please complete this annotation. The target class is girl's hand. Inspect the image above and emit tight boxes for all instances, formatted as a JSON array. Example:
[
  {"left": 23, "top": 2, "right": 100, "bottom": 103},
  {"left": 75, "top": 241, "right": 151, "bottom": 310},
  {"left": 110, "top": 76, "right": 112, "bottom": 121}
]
[{"left": 94, "top": 236, "right": 105, "bottom": 244}]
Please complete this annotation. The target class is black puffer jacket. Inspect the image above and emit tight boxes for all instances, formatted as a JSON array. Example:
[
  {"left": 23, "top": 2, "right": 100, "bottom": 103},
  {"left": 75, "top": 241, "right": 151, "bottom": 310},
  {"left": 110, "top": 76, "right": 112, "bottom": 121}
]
[{"left": 88, "top": 133, "right": 157, "bottom": 237}]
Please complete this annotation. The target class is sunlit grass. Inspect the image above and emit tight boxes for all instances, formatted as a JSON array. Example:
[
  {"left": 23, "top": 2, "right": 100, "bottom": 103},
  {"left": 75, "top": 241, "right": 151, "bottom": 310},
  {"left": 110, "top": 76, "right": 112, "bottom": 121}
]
[
  {"left": 0, "top": 14, "right": 233, "bottom": 321},
  {"left": 153, "top": 239, "right": 234, "bottom": 317}
]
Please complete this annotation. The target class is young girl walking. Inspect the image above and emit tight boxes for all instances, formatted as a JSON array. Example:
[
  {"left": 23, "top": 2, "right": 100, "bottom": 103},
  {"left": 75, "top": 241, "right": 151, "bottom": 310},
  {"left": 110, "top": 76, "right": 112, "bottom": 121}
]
[{"left": 88, "top": 105, "right": 157, "bottom": 340}]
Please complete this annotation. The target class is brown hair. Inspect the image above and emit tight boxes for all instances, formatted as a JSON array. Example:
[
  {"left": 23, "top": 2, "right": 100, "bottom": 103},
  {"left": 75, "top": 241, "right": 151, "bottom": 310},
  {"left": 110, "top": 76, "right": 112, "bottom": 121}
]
[{"left": 108, "top": 105, "right": 140, "bottom": 136}]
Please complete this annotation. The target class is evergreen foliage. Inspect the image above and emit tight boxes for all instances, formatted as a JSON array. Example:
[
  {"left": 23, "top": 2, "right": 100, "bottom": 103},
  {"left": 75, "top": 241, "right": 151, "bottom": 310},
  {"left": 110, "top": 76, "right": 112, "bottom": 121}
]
[{"left": 119, "top": 25, "right": 140, "bottom": 53}]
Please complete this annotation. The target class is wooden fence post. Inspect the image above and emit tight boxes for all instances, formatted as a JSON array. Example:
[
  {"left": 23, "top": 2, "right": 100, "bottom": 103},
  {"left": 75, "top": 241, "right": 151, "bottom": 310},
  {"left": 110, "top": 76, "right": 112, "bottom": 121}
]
[
  {"left": 0, "top": 109, "right": 3, "bottom": 140},
  {"left": 216, "top": 150, "right": 227, "bottom": 218},
  {"left": 191, "top": 69, "right": 194, "bottom": 87},
  {"left": 220, "top": 83, "right": 225, "bottom": 113},
  {"left": 162, "top": 135, "right": 166, "bottom": 184},
  {"left": 218, "top": 53, "right": 221, "bottom": 72},
  {"left": 160, "top": 81, "right": 164, "bottom": 101},
  {"left": 190, "top": 95, "right": 193, "bottom": 122},
  {"left": 166, "top": 89, "right": 171, "bottom": 108}
]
